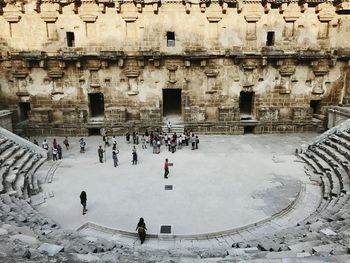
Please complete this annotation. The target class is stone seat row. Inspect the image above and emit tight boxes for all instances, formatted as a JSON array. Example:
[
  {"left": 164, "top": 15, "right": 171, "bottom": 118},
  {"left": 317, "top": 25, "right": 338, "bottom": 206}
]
[
  {"left": 229, "top": 130, "right": 350, "bottom": 260},
  {"left": 0, "top": 136, "right": 46, "bottom": 199}
]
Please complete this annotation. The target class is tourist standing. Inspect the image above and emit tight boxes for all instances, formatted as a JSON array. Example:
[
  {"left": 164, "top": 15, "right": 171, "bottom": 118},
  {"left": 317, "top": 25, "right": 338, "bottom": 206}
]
[
  {"left": 79, "top": 138, "right": 86, "bottom": 153},
  {"left": 52, "top": 147, "right": 58, "bottom": 161},
  {"left": 112, "top": 150, "right": 119, "bottom": 167},
  {"left": 195, "top": 135, "right": 199, "bottom": 149},
  {"left": 98, "top": 145, "right": 104, "bottom": 163},
  {"left": 132, "top": 146, "right": 138, "bottom": 165},
  {"left": 42, "top": 139, "right": 49, "bottom": 150},
  {"left": 63, "top": 136, "right": 69, "bottom": 150},
  {"left": 190, "top": 134, "right": 196, "bottom": 150},
  {"left": 126, "top": 132, "right": 130, "bottom": 144},
  {"left": 167, "top": 121, "right": 172, "bottom": 133},
  {"left": 80, "top": 191, "right": 87, "bottom": 215},
  {"left": 136, "top": 218, "right": 147, "bottom": 244},
  {"left": 57, "top": 144, "right": 62, "bottom": 159},
  {"left": 164, "top": 158, "right": 169, "bottom": 179},
  {"left": 141, "top": 135, "right": 147, "bottom": 149},
  {"left": 33, "top": 139, "right": 39, "bottom": 146}
]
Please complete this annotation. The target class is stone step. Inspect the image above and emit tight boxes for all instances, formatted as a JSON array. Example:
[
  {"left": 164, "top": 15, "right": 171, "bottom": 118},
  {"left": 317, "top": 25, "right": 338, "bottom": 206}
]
[
  {"left": 0, "top": 145, "right": 20, "bottom": 164},
  {"left": 299, "top": 153, "right": 323, "bottom": 174}
]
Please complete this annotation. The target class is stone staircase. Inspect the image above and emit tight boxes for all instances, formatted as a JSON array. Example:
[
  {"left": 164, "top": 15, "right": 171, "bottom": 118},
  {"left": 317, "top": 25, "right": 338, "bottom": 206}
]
[{"left": 161, "top": 123, "right": 185, "bottom": 134}]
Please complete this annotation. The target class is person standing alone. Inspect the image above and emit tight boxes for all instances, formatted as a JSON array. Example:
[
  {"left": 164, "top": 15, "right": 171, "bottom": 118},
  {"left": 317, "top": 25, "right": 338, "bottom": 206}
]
[
  {"left": 136, "top": 218, "right": 147, "bottom": 244},
  {"left": 98, "top": 145, "right": 104, "bottom": 163},
  {"left": 164, "top": 158, "right": 169, "bottom": 179},
  {"left": 80, "top": 191, "right": 88, "bottom": 215}
]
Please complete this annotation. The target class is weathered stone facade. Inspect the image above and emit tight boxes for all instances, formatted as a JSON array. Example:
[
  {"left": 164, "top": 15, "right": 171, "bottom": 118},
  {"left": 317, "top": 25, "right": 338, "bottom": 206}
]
[{"left": 0, "top": 0, "right": 350, "bottom": 135}]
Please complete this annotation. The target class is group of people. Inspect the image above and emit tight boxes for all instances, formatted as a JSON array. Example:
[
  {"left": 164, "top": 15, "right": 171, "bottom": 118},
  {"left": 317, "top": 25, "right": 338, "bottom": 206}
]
[
  {"left": 34, "top": 137, "right": 70, "bottom": 161},
  {"left": 32, "top": 126, "right": 201, "bottom": 245}
]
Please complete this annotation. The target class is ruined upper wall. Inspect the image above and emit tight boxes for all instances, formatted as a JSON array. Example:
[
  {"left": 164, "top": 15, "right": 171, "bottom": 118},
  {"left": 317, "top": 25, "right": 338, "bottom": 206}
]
[{"left": 0, "top": 0, "right": 350, "bottom": 53}]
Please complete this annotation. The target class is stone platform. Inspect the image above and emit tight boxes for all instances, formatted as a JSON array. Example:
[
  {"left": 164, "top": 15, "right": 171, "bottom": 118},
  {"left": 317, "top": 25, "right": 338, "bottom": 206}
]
[{"left": 34, "top": 133, "right": 318, "bottom": 237}]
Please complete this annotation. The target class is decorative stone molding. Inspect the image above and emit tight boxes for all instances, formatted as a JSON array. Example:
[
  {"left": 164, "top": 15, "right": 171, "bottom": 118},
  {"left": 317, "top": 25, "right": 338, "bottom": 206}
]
[
  {"left": 167, "top": 65, "right": 178, "bottom": 83},
  {"left": 206, "top": 16, "right": 222, "bottom": 23},
  {"left": 4, "top": 14, "right": 21, "bottom": 22},
  {"left": 244, "top": 14, "right": 261, "bottom": 23},
  {"left": 124, "top": 69, "right": 140, "bottom": 77},
  {"left": 122, "top": 16, "right": 138, "bottom": 22},
  {"left": 11, "top": 70, "right": 27, "bottom": 78},
  {"left": 204, "top": 69, "right": 218, "bottom": 77},
  {"left": 47, "top": 70, "right": 64, "bottom": 78},
  {"left": 40, "top": 14, "right": 58, "bottom": 22},
  {"left": 80, "top": 14, "right": 97, "bottom": 22}
]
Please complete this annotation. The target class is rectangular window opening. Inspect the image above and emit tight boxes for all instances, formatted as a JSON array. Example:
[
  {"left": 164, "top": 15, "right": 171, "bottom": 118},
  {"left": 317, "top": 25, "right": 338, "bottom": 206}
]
[
  {"left": 167, "top": 32, "right": 175, "bottom": 47},
  {"left": 67, "top": 32, "right": 75, "bottom": 47},
  {"left": 266, "top": 31, "right": 275, "bottom": 46}
]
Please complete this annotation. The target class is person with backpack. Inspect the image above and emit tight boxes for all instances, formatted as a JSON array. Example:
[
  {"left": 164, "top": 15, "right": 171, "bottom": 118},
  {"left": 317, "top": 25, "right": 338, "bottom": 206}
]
[
  {"left": 80, "top": 191, "right": 88, "bottom": 215},
  {"left": 136, "top": 218, "right": 147, "bottom": 244}
]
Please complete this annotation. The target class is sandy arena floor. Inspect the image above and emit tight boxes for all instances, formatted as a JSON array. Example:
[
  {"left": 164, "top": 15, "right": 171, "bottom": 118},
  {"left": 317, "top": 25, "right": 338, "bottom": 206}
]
[{"left": 35, "top": 133, "right": 317, "bottom": 235}]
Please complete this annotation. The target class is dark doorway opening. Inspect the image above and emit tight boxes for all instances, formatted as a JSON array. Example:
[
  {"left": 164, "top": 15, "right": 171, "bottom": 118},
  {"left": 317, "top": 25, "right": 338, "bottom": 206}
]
[
  {"left": 167, "top": 32, "right": 175, "bottom": 47},
  {"left": 310, "top": 100, "right": 321, "bottom": 114},
  {"left": 66, "top": 32, "right": 75, "bottom": 47},
  {"left": 240, "top": 91, "right": 254, "bottom": 117},
  {"left": 88, "top": 128, "right": 101, "bottom": 136},
  {"left": 244, "top": 126, "right": 255, "bottom": 134},
  {"left": 163, "top": 89, "right": 181, "bottom": 116},
  {"left": 266, "top": 31, "right": 275, "bottom": 46},
  {"left": 18, "top": 102, "right": 31, "bottom": 121},
  {"left": 88, "top": 93, "right": 104, "bottom": 117}
]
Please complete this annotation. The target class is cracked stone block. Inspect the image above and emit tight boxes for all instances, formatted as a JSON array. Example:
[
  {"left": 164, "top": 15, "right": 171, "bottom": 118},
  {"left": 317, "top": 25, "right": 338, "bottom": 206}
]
[
  {"left": 10, "top": 234, "right": 39, "bottom": 245},
  {"left": 320, "top": 228, "right": 337, "bottom": 236},
  {"left": 0, "top": 228, "right": 8, "bottom": 236},
  {"left": 38, "top": 243, "right": 64, "bottom": 256},
  {"left": 309, "top": 221, "right": 325, "bottom": 232}
]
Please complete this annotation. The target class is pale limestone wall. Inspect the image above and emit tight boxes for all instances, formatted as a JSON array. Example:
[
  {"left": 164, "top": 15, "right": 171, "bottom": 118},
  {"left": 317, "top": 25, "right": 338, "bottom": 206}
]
[
  {"left": 0, "top": 1, "right": 349, "bottom": 51},
  {"left": 0, "top": 0, "right": 349, "bottom": 135}
]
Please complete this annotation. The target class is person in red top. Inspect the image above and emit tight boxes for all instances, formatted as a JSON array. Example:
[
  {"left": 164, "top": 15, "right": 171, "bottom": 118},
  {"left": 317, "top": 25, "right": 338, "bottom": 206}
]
[{"left": 164, "top": 158, "right": 169, "bottom": 179}]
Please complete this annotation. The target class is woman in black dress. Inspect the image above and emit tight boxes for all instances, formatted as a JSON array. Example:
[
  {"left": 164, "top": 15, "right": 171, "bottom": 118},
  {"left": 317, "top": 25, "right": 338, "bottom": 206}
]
[
  {"left": 136, "top": 217, "right": 147, "bottom": 244},
  {"left": 80, "top": 191, "right": 87, "bottom": 215}
]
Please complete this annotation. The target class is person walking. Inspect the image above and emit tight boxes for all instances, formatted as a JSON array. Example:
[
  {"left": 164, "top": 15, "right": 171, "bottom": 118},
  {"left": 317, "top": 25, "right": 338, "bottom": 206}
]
[
  {"left": 98, "top": 145, "right": 104, "bottom": 163},
  {"left": 126, "top": 132, "right": 130, "bottom": 144},
  {"left": 132, "top": 146, "right": 138, "bottom": 165},
  {"left": 80, "top": 191, "right": 88, "bottom": 215},
  {"left": 112, "top": 150, "right": 119, "bottom": 167},
  {"left": 136, "top": 218, "right": 147, "bottom": 244},
  {"left": 164, "top": 158, "right": 169, "bottom": 179}
]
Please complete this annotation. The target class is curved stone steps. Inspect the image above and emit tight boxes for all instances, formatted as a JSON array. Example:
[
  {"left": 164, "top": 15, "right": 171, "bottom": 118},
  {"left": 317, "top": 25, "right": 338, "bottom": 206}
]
[
  {"left": 325, "top": 139, "right": 350, "bottom": 165},
  {"left": 299, "top": 153, "right": 323, "bottom": 175},
  {"left": 28, "top": 157, "right": 47, "bottom": 195},
  {"left": 3, "top": 149, "right": 28, "bottom": 192},
  {"left": 308, "top": 148, "right": 333, "bottom": 172},
  {"left": 320, "top": 143, "right": 349, "bottom": 172},
  {"left": 330, "top": 134, "right": 350, "bottom": 152},
  {"left": 0, "top": 145, "right": 20, "bottom": 164},
  {"left": 0, "top": 141, "right": 13, "bottom": 155},
  {"left": 338, "top": 131, "right": 350, "bottom": 142},
  {"left": 13, "top": 153, "right": 38, "bottom": 197}
]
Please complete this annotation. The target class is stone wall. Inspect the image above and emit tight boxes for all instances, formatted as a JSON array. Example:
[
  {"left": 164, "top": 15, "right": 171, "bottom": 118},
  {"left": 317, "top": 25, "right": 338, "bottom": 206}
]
[
  {"left": 0, "top": 0, "right": 349, "bottom": 135},
  {"left": 0, "top": 111, "right": 13, "bottom": 132}
]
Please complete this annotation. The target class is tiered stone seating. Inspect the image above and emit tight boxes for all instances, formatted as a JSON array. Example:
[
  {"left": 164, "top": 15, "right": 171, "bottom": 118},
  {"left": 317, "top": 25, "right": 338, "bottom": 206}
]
[{"left": 0, "top": 135, "right": 46, "bottom": 198}]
